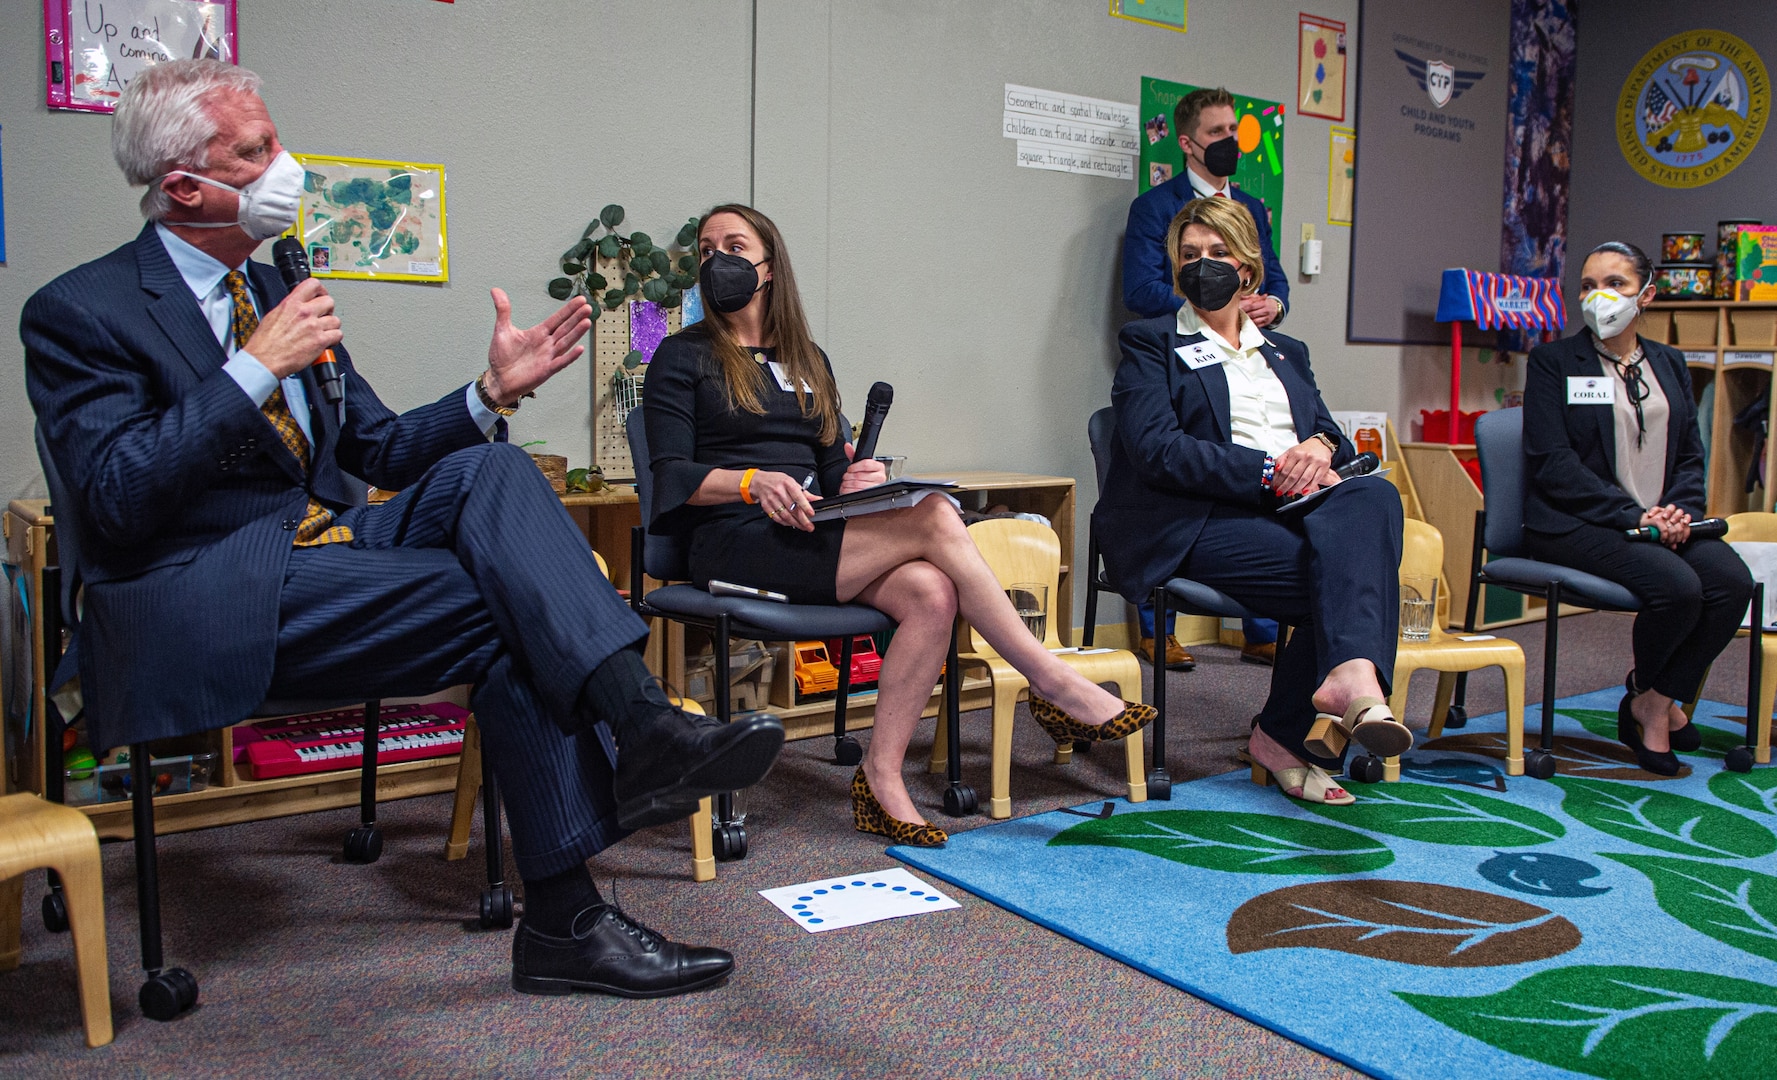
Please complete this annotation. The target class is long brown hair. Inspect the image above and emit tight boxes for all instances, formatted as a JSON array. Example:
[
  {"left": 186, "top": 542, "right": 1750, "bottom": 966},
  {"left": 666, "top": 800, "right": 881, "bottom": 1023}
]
[{"left": 695, "top": 204, "right": 841, "bottom": 444}]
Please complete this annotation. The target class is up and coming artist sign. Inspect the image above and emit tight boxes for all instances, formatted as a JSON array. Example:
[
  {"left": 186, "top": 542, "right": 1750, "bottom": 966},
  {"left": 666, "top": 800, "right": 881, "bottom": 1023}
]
[{"left": 1616, "top": 29, "right": 1768, "bottom": 189}]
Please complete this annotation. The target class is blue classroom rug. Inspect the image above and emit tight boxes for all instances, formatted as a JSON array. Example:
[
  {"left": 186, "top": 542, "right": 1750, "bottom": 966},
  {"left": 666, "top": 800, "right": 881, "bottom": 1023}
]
[{"left": 891, "top": 689, "right": 1777, "bottom": 1080}]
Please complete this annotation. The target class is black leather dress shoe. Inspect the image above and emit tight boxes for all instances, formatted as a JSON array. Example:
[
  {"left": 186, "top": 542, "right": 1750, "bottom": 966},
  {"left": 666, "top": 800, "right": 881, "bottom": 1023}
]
[
  {"left": 614, "top": 708, "right": 785, "bottom": 829},
  {"left": 512, "top": 905, "right": 733, "bottom": 999}
]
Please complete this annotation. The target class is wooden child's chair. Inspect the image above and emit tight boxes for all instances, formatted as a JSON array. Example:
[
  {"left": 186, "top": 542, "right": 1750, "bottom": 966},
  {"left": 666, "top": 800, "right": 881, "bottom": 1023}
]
[
  {"left": 931, "top": 517, "right": 1147, "bottom": 817},
  {"left": 1, "top": 793, "right": 112, "bottom": 1047},
  {"left": 1383, "top": 518, "right": 1528, "bottom": 780}
]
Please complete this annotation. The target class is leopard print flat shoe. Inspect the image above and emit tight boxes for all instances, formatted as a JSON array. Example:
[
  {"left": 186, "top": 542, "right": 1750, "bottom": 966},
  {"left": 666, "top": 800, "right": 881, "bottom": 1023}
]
[
  {"left": 1028, "top": 694, "right": 1158, "bottom": 746},
  {"left": 851, "top": 767, "right": 947, "bottom": 847}
]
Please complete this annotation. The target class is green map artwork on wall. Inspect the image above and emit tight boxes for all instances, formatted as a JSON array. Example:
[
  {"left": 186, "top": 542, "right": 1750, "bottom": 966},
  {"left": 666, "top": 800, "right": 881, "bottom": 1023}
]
[{"left": 1138, "top": 77, "right": 1285, "bottom": 255}]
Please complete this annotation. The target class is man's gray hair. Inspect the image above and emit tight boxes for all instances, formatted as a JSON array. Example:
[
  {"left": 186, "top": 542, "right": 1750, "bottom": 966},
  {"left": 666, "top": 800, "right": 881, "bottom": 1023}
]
[{"left": 112, "top": 59, "right": 262, "bottom": 220}]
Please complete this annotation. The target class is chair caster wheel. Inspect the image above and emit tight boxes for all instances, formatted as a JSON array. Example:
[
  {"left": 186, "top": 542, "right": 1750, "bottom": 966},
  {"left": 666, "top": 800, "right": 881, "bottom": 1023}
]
[
  {"left": 942, "top": 784, "right": 978, "bottom": 817},
  {"left": 343, "top": 825, "right": 383, "bottom": 864},
  {"left": 1525, "top": 749, "right": 1558, "bottom": 780},
  {"left": 1442, "top": 705, "right": 1468, "bottom": 729},
  {"left": 1347, "top": 755, "right": 1385, "bottom": 784},
  {"left": 480, "top": 884, "right": 515, "bottom": 929},
  {"left": 139, "top": 967, "right": 198, "bottom": 1021},
  {"left": 714, "top": 823, "right": 748, "bottom": 861},
  {"left": 1146, "top": 769, "right": 1173, "bottom": 801},
  {"left": 833, "top": 735, "right": 863, "bottom": 766},
  {"left": 1725, "top": 745, "right": 1756, "bottom": 774},
  {"left": 41, "top": 890, "right": 68, "bottom": 933}
]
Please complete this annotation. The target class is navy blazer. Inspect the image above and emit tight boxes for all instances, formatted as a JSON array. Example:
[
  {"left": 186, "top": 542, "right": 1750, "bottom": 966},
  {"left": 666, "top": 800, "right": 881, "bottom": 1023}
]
[
  {"left": 22, "top": 224, "right": 488, "bottom": 750},
  {"left": 1093, "top": 315, "right": 1352, "bottom": 601},
  {"left": 1523, "top": 330, "right": 1706, "bottom": 535},
  {"left": 1121, "top": 177, "right": 1289, "bottom": 319}
]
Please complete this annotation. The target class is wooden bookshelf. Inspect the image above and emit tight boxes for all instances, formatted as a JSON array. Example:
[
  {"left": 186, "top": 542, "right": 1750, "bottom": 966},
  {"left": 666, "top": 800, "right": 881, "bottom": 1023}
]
[{"left": 1643, "top": 299, "right": 1777, "bottom": 516}]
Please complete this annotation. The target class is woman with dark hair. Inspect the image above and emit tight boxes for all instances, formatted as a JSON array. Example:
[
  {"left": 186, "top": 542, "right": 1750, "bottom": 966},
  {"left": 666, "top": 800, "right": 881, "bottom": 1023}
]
[
  {"left": 1095, "top": 196, "right": 1408, "bottom": 806},
  {"left": 1523, "top": 240, "right": 1753, "bottom": 775},
  {"left": 643, "top": 204, "right": 1155, "bottom": 845}
]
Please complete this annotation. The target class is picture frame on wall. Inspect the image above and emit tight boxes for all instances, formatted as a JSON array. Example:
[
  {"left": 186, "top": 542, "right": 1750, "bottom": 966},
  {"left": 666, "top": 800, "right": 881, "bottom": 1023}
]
[
  {"left": 1298, "top": 13, "right": 1348, "bottom": 122},
  {"left": 42, "top": 0, "right": 238, "bottom": 114}
]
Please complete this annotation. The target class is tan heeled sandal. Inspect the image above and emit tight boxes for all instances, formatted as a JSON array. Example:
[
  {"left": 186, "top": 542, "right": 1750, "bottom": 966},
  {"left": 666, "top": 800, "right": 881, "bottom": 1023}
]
[
  {"left": 1304, "top": 696, "right": 1413, "bottom": 759},
  {"left": 1251, "top": 761, "right": 1357, "bottom": 805}
]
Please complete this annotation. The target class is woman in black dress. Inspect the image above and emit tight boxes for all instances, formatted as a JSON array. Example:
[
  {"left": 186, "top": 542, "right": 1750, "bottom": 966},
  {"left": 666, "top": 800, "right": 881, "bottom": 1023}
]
[
  {"left": 644, "top": 205, "right": 1155, "bottom": 846},
  {"left": 1523, "top": 240, "right": 1753, "bottom": 775}
]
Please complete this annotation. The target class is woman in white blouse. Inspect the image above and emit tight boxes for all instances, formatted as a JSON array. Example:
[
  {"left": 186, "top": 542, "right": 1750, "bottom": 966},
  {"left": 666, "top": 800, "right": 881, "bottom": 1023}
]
[{"left": 1093, "top": 196, "right": 1408, "bottom": 805}]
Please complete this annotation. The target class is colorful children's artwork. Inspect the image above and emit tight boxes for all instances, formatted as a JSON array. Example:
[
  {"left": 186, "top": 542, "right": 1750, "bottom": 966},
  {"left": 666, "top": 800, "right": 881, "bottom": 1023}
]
[
  {"left": 1328, "top": 126, "right": 1355, "bottom": 225},
  {"left": 1736, "top": 226, "right": 1777, "bottom": 301},
  {"left": 292, "top": 154, "right": 448, "bottom": 283},
  {"left": 1298, "top": 14, "right": 1348, "bottom": 121},
  {"left": 44, "top": 0, "right": 238, "bottom": 113}
]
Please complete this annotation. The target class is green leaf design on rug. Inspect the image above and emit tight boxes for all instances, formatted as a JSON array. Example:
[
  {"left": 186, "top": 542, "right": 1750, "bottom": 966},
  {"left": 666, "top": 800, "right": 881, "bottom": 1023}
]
[
  {"left": 1562, "top": 706, "right": 1743, "bottom": 758},
  {"left": 1709, "top": 768, "right": 1777, "bottom": 817},
  {"left": 1399, "top": 965, "right": 1777, "bottom": 1079},
  {"left": 1553, "top": 778, "right": 1776, "bottom": 859},
  {"left": 1300, "top": 781, "right": 1564, "bottom": 846},
  {"left": 1048, "top": 810, "right": 1391, "bottom": 875},
  {"left": 1227, "top": 880, "right": 1580, "bottom": 966},
  {"left": 1603, "top": 854, "right": 1777, "bottom": 963},
  {"left": 1559, "top": 707, "right": 1622, "bottom": 741}
]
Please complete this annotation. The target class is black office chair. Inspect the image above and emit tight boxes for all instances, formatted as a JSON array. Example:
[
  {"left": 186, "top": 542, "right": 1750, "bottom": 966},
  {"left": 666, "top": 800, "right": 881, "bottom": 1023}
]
[
  {"left": 33, "top": 425, "right": 509, "bottom": 1021},
  {"left": 1455, "top": 407, "right": 1766, "bottom": 775},
  {"left": 625, "top": 418, "right": 976, "bottom": 860},
  {"left": 1079, "top": 408, "right": 1362, "bottom": 795}
]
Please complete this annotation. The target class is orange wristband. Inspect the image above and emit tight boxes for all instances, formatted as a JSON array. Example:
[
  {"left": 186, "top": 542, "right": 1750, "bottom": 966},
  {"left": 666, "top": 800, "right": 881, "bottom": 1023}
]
[{"left": 739, "top": 468, "right": 759, "bottom": 504}]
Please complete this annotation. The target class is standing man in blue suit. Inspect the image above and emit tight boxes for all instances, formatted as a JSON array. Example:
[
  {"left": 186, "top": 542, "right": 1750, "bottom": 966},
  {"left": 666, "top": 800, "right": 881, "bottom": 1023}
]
[
  {"left": 1121, "top": 86, "right": 1288, "bottom": 669},
  {"left": 22, "top": 59, "right": 783, "bottom": 1001}
]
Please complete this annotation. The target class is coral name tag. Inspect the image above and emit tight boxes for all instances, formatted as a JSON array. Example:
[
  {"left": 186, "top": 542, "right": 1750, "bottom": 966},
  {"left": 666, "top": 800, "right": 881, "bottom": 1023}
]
[{"left": 1567, "top": 376, "right": 1614, "bottom": 405}]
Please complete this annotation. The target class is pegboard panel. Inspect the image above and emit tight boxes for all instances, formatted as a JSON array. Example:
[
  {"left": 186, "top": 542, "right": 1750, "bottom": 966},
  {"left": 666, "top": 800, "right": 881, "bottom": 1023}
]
[{"left": 590, "top": 253, "right": 682, "bottom": 480}]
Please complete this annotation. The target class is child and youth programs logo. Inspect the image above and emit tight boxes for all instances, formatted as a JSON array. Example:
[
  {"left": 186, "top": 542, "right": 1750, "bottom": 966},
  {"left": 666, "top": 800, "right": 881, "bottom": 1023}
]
[{"left": 1617, "top": 29, "right": 1768, "bottom": 188}]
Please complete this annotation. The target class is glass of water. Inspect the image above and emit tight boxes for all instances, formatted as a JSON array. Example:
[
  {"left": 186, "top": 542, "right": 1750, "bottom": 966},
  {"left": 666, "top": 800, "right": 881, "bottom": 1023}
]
[
  {"left": 1400, "top": 575, "right": 1437, "bottom": 642},
  {"left": 873, "top": 455, "right": 908, "bottom": 480},
  {"left": 1008, "top": 582, "right": 1048, "bottom": 642}
]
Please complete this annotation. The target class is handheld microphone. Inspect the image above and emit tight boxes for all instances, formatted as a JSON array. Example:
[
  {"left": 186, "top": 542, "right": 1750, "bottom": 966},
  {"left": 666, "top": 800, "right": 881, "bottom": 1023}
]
[
  {"left": 1334, "top": 451, "right": 1381, "bottom": 481},
  {"left": 1625, "top": 517, "right": 1727, "bottom": 542},
  {"left": 852, "top": 382, "right": 894, "bottom": 463},
  {"left": 271, "top": 237, "right": 345, "bottom": 406}
]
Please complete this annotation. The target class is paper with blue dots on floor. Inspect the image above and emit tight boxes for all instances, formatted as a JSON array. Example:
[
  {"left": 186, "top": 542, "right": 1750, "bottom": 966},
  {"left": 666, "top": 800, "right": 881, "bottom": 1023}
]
[{"left": 760, "top": 868, "right": 959, "bottom": 932}]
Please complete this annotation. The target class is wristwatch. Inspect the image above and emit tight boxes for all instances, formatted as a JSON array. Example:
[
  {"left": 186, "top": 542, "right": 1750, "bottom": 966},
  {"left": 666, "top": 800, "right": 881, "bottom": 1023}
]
[
  {"left": 1311, "top": 431, "right": 1339, "bottom": 454},
  {"left": 476, "top": 371, "right": 520, "bottom": 417},
  {"left": 1269, "top": 295, "right": 1287, "bottom": 326}
]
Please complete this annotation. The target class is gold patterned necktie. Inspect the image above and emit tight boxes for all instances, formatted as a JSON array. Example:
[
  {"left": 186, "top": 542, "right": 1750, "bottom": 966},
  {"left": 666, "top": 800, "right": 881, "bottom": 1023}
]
[{"left": 224, "top": 271, "right": 352, "bottom": 546}]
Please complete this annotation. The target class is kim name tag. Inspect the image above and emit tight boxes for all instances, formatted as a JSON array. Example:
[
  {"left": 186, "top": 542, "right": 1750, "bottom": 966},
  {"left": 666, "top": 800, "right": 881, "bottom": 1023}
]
[
  {"left": 1175, "top": 343, "right": 1224, "bottom": 370},
  {"left": 1567, "top": 376, "right": 1614, "bottom": 405}
]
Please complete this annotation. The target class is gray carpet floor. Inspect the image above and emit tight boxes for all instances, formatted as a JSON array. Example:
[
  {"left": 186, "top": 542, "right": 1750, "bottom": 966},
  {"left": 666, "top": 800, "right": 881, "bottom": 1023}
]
[{"left": 1, "top": 611, "right": 1751, "bottom": 1077}]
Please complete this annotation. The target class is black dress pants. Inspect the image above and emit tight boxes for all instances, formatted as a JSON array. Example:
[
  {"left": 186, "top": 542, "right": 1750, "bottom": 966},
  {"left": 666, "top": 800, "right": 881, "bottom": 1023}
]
[
  {"left": 1173, "top": 477, "right": 1404, "bottom": 769},
  {"left": 1523, "top": 524, "right": 1753, "bottom": 701}
]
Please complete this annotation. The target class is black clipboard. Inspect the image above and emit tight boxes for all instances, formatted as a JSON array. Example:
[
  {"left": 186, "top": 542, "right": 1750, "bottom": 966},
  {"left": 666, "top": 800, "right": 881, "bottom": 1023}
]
[{"left": 809, "top": 480, "right": 959, "bottom": 522}]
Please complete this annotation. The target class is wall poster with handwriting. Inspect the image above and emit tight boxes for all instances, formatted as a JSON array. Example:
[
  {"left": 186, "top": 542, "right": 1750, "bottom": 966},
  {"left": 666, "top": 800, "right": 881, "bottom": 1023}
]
[{"left": 44, "top": 0, "right": 238, "bottom": 114}]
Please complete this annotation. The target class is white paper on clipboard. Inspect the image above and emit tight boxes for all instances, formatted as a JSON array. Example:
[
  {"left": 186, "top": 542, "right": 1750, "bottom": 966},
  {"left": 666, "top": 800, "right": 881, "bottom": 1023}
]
[{"left": 1274, "top": 470, "right": 1392, "bottom": 514}]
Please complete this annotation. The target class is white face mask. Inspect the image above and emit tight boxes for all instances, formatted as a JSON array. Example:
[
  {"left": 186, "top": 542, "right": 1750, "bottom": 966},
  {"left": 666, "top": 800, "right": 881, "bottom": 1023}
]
[
  {"left": 1581, "top": 287, "right": 1643, "bottom": 340},
  {"left": 160, "top": 150, "right": 304, "bottom": 242}
]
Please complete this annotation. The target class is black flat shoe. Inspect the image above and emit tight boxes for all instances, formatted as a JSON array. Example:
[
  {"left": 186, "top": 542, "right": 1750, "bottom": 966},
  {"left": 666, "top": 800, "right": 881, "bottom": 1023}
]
[
  {"left": 512, "top": 904, "right": 733, "bottom": 999},
  {"left": 1618, "top": 691, "right": 1681, "bottom": 776},
  {"left": 614, "top": 709, "right": 785, "bottom": 829},
  {"left": 1669, "top": 719, "right": 1703, "bottom": 753}
]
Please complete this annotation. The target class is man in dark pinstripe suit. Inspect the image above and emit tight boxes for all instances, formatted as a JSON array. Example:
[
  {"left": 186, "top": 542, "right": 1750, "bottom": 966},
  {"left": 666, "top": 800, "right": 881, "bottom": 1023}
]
[{"left": 22, "top": 60, "right": 782, "bottom": 1000}]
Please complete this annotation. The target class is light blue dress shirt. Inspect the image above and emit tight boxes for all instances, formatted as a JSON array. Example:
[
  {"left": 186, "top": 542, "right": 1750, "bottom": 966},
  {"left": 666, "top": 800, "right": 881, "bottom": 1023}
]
[{"left": 154, "top": 225, "right": 499, "bottom": 440}]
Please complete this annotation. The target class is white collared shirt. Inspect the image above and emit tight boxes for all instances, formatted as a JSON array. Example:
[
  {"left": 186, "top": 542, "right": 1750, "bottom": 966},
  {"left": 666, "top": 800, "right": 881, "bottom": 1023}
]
[
  {"left": 1176, "top": 304, "right": 1296, "bottom": 457},
  {"left": 153, "top": 224, "right": 499, "bottom": 438},
  {"left": 1184, "top": 168, "right": 1231, "bottom": 200}
]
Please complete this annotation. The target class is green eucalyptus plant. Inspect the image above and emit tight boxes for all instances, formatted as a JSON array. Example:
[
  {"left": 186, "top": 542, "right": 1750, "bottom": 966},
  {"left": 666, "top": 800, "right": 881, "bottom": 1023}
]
[{"left": 548, "top": 204, "right": 699, "bottom": 316}]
